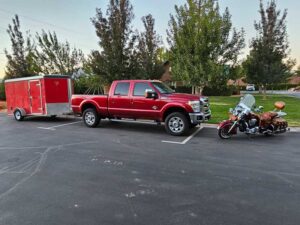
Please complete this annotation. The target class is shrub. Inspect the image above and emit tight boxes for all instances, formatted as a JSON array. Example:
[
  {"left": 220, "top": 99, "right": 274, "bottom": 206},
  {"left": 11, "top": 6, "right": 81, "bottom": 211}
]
[
  {"left": 0, "top": 82, "right": 5, "bottom": 101},
  {"left": 266, "top": 83, "right": 298, "bottom": 90},
  {"left": 202, "top": 85, "right": 232, "bottom": 96},
  {"left": 228, "top": 85, "right": 241, "bottom": 95},
  {"left": 174, "top": 86, "right": 192, "bottom": 94}
]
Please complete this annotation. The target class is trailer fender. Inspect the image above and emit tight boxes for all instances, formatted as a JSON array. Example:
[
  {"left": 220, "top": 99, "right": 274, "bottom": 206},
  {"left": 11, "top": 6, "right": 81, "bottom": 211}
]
[{"left": 14, "top": 108, "right": 27, "bottom": 117}]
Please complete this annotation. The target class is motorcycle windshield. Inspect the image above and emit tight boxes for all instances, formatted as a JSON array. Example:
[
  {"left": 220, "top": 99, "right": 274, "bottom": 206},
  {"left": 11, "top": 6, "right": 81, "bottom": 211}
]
[{"left": 239, "top": 94, "right": 256, "bottom": 109}]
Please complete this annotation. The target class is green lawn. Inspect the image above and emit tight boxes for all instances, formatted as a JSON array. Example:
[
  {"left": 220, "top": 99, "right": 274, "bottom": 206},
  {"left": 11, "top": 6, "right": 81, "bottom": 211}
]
[{"left": 208, "top": 95, "right": 300, "bottom": 126}]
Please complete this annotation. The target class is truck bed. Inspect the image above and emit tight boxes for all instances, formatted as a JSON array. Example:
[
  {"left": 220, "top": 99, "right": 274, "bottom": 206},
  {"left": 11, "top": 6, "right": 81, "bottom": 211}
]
[{"left": 71, "top": 94, "right": 109, "bottom": 116}]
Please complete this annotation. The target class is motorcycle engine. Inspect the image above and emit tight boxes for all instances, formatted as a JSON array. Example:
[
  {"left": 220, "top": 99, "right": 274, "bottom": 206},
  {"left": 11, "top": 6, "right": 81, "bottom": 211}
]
[{"left": 249, "top": 118, "right": 257, "bottom": 128}]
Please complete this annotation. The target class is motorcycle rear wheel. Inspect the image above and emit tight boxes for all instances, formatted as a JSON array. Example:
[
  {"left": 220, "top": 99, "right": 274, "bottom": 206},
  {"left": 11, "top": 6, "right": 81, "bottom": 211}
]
[{"left": 218, "top": 124, "right": 233, "bottom": 139}]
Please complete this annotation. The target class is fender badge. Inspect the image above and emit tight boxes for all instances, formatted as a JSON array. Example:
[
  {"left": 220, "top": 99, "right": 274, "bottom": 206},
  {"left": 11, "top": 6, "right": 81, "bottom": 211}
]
[{"left": 152, "top": 106, "right": 158, "bottom": 110}]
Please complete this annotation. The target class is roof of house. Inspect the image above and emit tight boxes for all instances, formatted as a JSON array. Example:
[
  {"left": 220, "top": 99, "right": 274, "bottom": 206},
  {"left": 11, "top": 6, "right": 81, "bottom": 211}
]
[
  {"left": 288, "top": 75, "right": 300, "bottom": 85},
  {"left": 227, "top": 78, "right": 247, "bottom": 86}
]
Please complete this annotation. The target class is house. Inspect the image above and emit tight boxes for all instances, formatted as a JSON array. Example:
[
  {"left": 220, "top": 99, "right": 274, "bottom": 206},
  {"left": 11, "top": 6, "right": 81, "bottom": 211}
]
[
  {"left": 160, "top": 61, "right": 185, "bottom": 87},
  {"left": 287, "top": 75, "right": 300, "bottom": 85},
  {"left": 227, "top": 77, "right": 247, "bottom": 87}
]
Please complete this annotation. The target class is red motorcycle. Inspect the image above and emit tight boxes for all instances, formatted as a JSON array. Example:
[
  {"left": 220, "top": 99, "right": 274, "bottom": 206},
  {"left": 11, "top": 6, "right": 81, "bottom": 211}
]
[{"left": 218, "top": 94, "right": 288, "bottom": 139}]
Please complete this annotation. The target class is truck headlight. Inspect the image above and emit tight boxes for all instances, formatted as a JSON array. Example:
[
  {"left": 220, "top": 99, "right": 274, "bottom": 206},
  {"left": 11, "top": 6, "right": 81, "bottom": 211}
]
[{"left": 188, "top": 101, "right": 200, "bottom": 113}]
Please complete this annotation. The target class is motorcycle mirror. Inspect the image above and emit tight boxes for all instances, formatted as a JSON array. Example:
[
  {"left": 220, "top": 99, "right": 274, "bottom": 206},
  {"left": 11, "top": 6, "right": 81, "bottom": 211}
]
[
  {"left": 259, "top": 106, "right": 264, "bottom": 110},
  {"left": 229, "top": 108, "right": 233, "bottom": 113}
]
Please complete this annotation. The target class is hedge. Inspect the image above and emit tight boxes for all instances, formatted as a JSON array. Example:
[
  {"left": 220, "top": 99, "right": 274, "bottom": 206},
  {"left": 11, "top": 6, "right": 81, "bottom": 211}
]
[{"left": 202, "top": 86, "right": 233, "bottom": 96}]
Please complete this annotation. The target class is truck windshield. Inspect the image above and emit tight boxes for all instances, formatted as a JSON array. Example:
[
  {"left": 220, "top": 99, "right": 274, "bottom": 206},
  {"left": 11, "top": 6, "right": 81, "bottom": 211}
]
[{"left": 152, "top": 82, "right": 174, "bottom": 94}]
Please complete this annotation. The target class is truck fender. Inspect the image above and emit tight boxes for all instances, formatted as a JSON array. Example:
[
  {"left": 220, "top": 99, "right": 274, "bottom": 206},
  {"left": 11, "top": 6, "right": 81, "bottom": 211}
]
[
  {"left": 160, "top": 104, "right": 191, "bottom": 121},
  {"left": 79, "top": 100, "right": 101, "bottom": 113}
]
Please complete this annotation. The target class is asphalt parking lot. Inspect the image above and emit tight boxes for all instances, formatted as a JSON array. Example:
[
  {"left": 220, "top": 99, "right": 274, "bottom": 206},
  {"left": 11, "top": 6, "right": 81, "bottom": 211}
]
[{"left": 0, "top": 113, "right": 300, "bottom": 225}]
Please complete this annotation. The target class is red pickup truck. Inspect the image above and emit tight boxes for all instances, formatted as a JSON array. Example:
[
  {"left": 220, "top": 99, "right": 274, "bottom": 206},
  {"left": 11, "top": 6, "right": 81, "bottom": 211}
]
[{"left": 72, "top": 80, "right": 211, "bottom": 136}]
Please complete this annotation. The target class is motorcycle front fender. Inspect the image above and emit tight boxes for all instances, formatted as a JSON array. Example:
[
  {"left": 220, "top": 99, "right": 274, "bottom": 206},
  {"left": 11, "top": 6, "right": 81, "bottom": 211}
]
[{"left": 218, "top": 120, "right": 238, "bottom": 135}]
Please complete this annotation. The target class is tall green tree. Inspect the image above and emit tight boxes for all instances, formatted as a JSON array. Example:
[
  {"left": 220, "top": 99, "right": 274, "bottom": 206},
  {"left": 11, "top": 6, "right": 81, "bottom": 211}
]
[
  {"left": 137, "top": 14, "right": 163, "bottom": 79},
  {"left": 4, "top": 15, "right": 40, "bottom": 79},
  {"left": 243, "top": 0, "right": 295, "bottom": 97},
  {"left": 90, "top": 0, "right": 138, "bottom": 84},
  {"left": 35, "top": 30, "right": 84, "bottom": 75},
  {"left": 167, "top": 0, "right": 245, "bottom": 93},
  {"left": 295, "top": 66, "right": 300, "bottom": 77}
]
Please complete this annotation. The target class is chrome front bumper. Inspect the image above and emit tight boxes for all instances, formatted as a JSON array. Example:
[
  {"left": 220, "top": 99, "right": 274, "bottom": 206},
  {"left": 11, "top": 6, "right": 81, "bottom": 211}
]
[{"left": 189, "top": 111, "right": 211, "bottom": 124}]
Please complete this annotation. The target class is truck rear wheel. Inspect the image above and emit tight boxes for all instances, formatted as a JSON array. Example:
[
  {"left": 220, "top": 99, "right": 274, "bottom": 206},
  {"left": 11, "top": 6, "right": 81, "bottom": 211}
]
[
  {"left": 165, "top": 112, "right": 189, "bottom": 136},
  {"left": 14, "top": 109, "right": 24, "bottom": 121},
  {"left": 83, "top": 108, "right": 100, "bottom": 128}
]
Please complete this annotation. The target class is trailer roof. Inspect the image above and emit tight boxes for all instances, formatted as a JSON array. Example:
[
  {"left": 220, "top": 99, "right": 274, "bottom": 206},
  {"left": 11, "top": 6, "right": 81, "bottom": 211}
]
[{"left": 4, "top": 75, "right": 71, "bottom": 83}]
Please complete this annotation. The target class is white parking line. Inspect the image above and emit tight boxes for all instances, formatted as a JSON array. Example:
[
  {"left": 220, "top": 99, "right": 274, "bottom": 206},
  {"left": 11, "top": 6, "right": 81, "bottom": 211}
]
[
  {"left": 37, "top": 121, "right": 82, "bottom": 131},
  {"left": 162, "top": 126, "right": 204, "bottom": 145}
]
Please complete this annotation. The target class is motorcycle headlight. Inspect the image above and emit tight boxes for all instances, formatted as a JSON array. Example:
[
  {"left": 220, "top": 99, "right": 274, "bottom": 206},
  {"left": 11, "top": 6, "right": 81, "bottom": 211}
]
[{"left": 188, "top": 101, "right": 200, "bottom": 113}]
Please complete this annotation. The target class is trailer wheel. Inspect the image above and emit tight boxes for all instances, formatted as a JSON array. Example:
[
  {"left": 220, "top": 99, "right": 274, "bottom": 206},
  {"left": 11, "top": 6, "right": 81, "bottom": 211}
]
[
  {"left": 14, "top": 110, "right": 24, "bottom": 121},
  {"left": 165, "top": 112, "right": 189, "bottom": 136},
  {"left": 83, "top": 108, "right": 100, "bottom": 128}
]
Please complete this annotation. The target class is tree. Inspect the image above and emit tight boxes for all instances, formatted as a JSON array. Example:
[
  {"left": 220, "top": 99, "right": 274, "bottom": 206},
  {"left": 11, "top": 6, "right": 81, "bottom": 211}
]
[
  {"left": 90, "top": 0, "right": 138, "bottom": 84},
  {"left": 167, "top": 0, "right": 245, "bottom": 93},
  {"left": 137, "top": 14, "right": 164, "bottom": 79},
  {"left": 243, "top": 0, "right": 295, "bottom": 98},
  {"left": 35, "top": 30, "right": 84, "bottom": 75},
  {"left": 4, "top": 15, "right": 40, "bottom": 79},
  {"left": 295, "top": 66, "right": 300, "bottom": 77}
]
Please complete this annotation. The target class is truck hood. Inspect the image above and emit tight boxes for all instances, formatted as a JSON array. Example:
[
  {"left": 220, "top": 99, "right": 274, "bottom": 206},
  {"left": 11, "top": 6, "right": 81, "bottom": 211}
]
[{"left": 161, "top": 93, "right": 201, "bottom": 102}]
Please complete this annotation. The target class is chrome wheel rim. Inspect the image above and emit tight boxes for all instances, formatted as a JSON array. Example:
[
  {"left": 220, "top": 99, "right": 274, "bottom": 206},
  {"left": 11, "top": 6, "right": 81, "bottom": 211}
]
[
  {"left": 85, "top": 112, "right": 96, "bottom": 126},
  {"left": 15, "top": 111, "right": 21, "bottom": 120},
  {"left": 168, "top": 117, "right": 184, "bottom": 133}
]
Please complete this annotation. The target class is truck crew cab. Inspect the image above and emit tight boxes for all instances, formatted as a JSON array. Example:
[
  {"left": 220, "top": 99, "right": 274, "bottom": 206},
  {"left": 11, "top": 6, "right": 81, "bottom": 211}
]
[{"left": 72, "top": 80, "right": 211, "bottom": 136}]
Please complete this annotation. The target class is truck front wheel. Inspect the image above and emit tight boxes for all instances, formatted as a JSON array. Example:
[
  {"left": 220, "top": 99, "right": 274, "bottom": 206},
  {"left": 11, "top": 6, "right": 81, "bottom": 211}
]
[
  {"left": 83, "top": 108, "right": 100, "bottom": 128},
  {"left": 165, "top": 112, "right": 189, "bottom": 136}
]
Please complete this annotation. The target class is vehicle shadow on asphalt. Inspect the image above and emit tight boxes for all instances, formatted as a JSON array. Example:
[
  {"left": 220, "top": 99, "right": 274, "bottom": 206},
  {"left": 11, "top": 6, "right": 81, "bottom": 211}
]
[
  {"left": 199, "top": 126, "right": 293, "bottom": 145},
  {"left": 98, "top": 120, "right": 199, "bottom": 137},
  {"left": 16, "top": 116, "right": 80, "bottom": 124}
]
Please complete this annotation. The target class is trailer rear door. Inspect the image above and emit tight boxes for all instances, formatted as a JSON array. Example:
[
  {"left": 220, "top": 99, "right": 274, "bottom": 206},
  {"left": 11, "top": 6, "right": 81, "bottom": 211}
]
[{"left": 29, "top": 80, "right": 42, "bottom": 114}]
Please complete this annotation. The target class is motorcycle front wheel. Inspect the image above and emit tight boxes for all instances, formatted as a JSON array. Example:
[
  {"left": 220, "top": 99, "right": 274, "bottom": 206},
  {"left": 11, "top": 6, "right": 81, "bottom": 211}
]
[{"left": 218, "top": 124, "right": 233, "bottom": 139}]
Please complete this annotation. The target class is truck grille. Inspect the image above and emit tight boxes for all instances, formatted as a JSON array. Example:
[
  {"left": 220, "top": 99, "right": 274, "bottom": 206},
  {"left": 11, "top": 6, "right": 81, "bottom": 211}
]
[{"left": 200, "top": 97, "right": 210, "bottom": 114}]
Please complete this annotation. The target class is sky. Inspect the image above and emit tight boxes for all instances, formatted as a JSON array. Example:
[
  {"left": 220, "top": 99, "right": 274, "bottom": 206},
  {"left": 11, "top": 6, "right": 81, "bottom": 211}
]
[{"left": 0, "top": 0, "right": 299, "bottom": 78}]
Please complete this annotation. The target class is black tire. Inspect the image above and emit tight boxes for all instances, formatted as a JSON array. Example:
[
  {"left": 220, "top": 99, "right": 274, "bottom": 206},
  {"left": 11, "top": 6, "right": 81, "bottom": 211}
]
[
  {"left": 14, "top": 109, "right": 24, "bottom": 121},
  {"left": 218, "top": 124, "right": 233, "bottom": 139},
  {"left": 190, "top": 123, "right": 199, "bottom": 129},
  {"left": 83, "top": 108, "right": 100, "bottom": 128},
  {"left": 165, "top": 112, "right": 189, "bottom": 136}
]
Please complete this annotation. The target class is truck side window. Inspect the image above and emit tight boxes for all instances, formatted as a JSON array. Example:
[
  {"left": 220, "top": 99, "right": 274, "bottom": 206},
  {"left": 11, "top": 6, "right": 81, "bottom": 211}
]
[
  {"left": 114, "top": 82, "right": 130, "bottom": 96},
  {"left": 133, "top": 82, "right": 154, "bottom": 96}
]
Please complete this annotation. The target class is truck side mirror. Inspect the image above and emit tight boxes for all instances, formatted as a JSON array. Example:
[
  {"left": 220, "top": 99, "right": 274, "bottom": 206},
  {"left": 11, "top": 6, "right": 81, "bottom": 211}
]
[{"left": 145, "top": 89, "right": 158, "bottom": 99}]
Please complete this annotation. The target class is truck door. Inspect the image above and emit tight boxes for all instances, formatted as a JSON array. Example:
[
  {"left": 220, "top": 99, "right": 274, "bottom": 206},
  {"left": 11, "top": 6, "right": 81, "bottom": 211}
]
[
  {"left": 108, "top": 81, "right": 133, "bottom": 118},
  {"left": 131, "top": 82, "right": 160, "bottom": 119},
  {"left": 29, "top": 80, "right": 42, "bottom": 114}
]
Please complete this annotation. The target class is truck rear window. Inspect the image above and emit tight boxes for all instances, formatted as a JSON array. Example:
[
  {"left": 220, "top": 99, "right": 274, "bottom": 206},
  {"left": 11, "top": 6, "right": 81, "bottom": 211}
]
[{"left": 114, "top": 82, "right": 130, "bottom": 96}]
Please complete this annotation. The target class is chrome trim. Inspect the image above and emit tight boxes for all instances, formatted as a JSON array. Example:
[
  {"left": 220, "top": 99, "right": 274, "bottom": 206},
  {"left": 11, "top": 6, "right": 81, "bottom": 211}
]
[{"left": 189, "top": 111, "right": 211, "bottom": 124}]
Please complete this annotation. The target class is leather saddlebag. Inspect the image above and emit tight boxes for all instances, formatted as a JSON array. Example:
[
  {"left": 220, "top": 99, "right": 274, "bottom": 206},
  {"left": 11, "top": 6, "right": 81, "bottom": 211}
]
[{"left": 260, "top": 112, "right": 278, "bottom": 127}]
